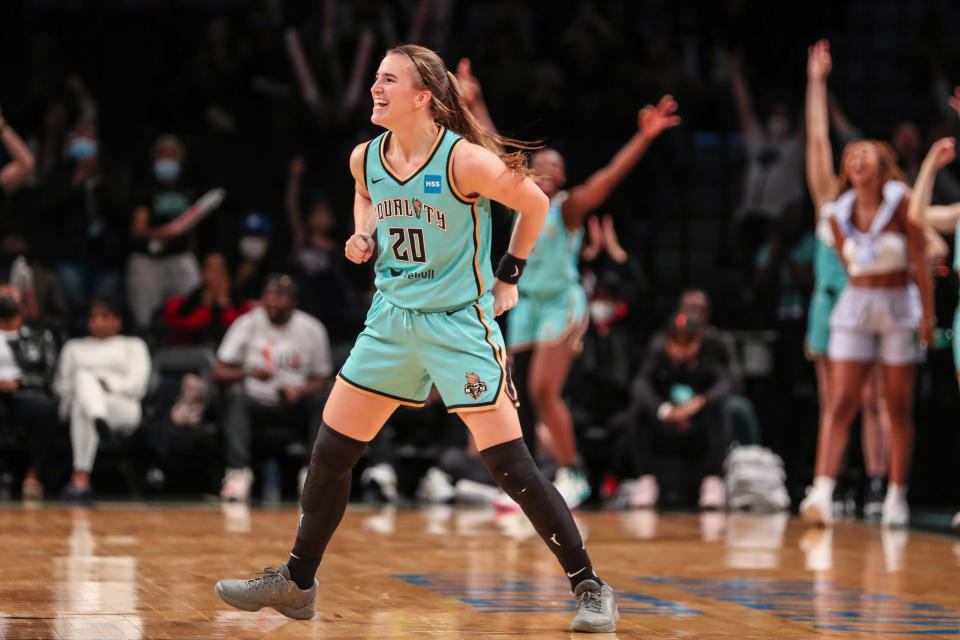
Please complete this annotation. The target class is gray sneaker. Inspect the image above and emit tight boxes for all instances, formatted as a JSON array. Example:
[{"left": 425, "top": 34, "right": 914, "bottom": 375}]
[
  {"left": 571, "top": 579, "right": 618, "bottom": 632},
  {"left": 214, "top": 562, "right": 317, "bottom": 620}
]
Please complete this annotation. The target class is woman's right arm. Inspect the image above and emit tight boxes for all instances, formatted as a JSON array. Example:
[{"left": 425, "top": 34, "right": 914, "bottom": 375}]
[
  {"left": 345, "top": 143, "right": 376, "bottom": 264},
  {"left": 805, "top": 40, "right": 836, "bottom": 213}
]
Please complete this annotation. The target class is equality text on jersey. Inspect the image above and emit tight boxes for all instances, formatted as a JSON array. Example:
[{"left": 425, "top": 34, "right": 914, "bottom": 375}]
[{"left": 375, "top": 197, "right": 448, "bottom": 232}]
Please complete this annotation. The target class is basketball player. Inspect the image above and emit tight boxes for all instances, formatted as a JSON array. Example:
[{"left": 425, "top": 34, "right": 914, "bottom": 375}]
[
  {"left": 800, "top": 40, "right": 934, "bottom": 528},
  {"left": 456, "top": 59, "right": 680, "bottom": 507},
  {"left": 215, "top": 44, "right": 618, "bottom": 632}
]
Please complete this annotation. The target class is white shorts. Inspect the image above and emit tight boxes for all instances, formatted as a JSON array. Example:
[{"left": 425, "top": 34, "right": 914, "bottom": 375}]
[{"left": 827, "top": 285, "right": 921, "bottom": 365}]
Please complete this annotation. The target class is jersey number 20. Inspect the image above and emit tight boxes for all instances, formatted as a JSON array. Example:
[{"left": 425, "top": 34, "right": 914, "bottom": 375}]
[{"left": 388, "top": 227, "right": 427, "bottom": 264}]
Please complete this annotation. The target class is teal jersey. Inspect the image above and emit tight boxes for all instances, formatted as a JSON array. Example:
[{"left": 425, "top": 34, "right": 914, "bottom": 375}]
[
  {"left": 954, "top": 219, "right": 960, "bottom": 273},
  {"left": 517, "top": 195, "right": 583, "bottom": 297},
  {"left": 814, "top": 237, "right": 847, "bottom": 292},
  {"left": 363, "top": 125, "right": 493, "bottom": 312}
]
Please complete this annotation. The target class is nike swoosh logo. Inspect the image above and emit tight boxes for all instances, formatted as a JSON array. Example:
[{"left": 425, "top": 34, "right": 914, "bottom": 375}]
[
  {"left": 390, "top": 268, "right": 402, "bottom": 277},
  {"left": 511, "top": 266, "right": 520, "bottom": 278},
  {"left": 372, "top": 177, "right": 385, "bottom": 183},
  {"left": 550, "top": 533, "right": 561, "bottom": 546},
  {"left": 566, "top": 567, "right": 586, "bottom": 578}
]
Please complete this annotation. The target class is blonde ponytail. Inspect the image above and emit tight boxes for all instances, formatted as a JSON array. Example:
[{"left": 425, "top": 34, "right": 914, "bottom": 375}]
[{"left": 389, "top": 44, "right": 539, "bottom": 174}]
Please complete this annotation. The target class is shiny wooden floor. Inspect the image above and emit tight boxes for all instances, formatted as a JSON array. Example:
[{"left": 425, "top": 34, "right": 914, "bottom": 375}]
[{"left": 1, "top": 503, "right": 959, "bottom": 639}]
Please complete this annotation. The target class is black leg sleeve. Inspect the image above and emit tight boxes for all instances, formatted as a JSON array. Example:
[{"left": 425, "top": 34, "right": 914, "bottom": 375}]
[
  {"left": 480, "top": 438, "right": 598, "bottom": 589},
  {"left": 288, "top": 421, "right": 366, "bottom": 589}
]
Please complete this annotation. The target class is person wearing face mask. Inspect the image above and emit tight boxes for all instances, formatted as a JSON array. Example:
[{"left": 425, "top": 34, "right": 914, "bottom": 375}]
[
  {"left": 618, "top": 314, "right": 734, "bottom": 510},
  {"left": 127, "top": 135, "right": 202, "bottom": 329},
  {"left": 232, "top": 212, "right": 275, "bottom": 301},
  {"left": 0, "top": 105, "right": 35, "bottom": 197},
  {"left": 645, "top": 289, "right": 761, "bottom": 448},
  {"left": 0, "top": 285, "right": 60, "bottom": 500},
  {"left": 729, "top": 53, "right": 805, "bottom": 222},
  {"left": 38, "top": 122, "right": 128, "bottom": 317},
  {"left": 572, "top": 215, "right": 650, "bottom": 410}
]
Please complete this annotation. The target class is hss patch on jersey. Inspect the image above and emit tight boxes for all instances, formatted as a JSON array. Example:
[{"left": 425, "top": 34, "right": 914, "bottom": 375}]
[{"left": 464, "top": 372, "right": 488, "bottom": 399}]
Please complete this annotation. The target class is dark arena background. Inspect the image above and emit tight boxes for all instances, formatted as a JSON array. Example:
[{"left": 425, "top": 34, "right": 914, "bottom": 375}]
[{"left": 1, "top": 1, "right": 960, "bottom": 638}]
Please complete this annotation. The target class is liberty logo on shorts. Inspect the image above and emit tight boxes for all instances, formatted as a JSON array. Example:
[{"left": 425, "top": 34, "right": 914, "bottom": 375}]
[
  {"left": 424, "top": 174, "right": 442, "bottom": 194},
  {"left": 464, "top": 372, "right": 488, "bottom": 399}
]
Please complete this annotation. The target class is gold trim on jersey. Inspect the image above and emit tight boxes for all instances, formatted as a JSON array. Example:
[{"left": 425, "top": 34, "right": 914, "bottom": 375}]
[
  {"left": 379, "top": 124, "right": 447, "bottom": 185},
  {"left": 360, "top": 140, "right": 372, "bottom": 193},
  {"left": 447, "top": 303, "right": 509, "bottom": 414},
  {"left": 447, "top": 138, "right": 477, "bottom": 204},
  {"left": 470, "top": 200, "right": 484, "bottom": 297}
]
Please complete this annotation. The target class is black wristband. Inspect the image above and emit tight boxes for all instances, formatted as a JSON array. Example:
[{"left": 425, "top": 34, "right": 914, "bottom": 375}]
[{"left": 495, "top": 252, "right": 527, "bottom": 284}]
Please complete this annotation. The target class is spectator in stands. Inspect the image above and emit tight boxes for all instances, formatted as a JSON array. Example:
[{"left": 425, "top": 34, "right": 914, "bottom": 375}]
[
  {"left": 647, "top": 288, "right": 761, "bottom": 445},
  {"left": 162, "top": 251, "right": 252, "bottom": 346},
  {"left": 39, "top": 122, "right": 128, "bottom": 315},
  {"left": 0, "top": 231, "right": 67, "bottom": 328},
  {"left": 729, "top": 54, "right": 805, "bottom": 222},
  {"left": 54, "top": 296, "right": 151, "bottom": 502},
  {"left": 619, "top": 313, "right": 734, "bottom": 509},
  {"left": 0, "top": 285, "right": 60, "bottom": 500},
  {"left": 214, "top": 275, "right": 332, "bottom": 501},
  {"left": 0, "top": 105, "right": 35, "bottom": 195},
  {"left": 127, "top": 135, "right": 202, "bottom": 329},
  {"left": 232, "top": 212, "right": 275, "bottom": 301}
]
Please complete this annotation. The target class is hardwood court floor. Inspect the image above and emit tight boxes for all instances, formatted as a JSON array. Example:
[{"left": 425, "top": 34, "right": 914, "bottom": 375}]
[{"left": 1, "top": 503, "right": 959, "bottom": 639}]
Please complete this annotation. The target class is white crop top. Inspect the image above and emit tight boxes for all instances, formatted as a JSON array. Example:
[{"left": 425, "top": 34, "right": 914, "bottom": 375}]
[
  {"left": 842, "top": 232, "right": 908, "bottom": 276},
  {"left": 831, "top": 180, "right": 910, "bottom": 277}
]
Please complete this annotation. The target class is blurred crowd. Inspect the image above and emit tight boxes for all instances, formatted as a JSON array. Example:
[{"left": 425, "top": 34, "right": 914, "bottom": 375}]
[{"left": 0, "top": 0, "right": 959, "bottom": 513}]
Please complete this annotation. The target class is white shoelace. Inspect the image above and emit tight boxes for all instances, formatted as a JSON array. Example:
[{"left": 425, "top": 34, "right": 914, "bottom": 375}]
[
  {"left": 578, "top": 587, "right": 603, "bottom": 614},
  {"left": 246, "top": 567, "right": 287, "bottom": 590}
]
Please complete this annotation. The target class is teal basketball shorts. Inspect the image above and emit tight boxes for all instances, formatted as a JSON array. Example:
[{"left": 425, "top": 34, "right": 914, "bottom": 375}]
[
  {"left": 506, "top": 285, "right": 588, "bottom": 352},
  {"left": 805, "top": 286, "right": 840, "bottom": 358},
  {"left": 338, "top": 291, "right": 518, "bottom": 413}
]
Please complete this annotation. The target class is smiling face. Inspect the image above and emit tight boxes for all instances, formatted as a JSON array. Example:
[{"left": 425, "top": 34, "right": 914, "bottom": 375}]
[
  {"left": 370, "top": 53, "right": 431, "bottom": 129},
  {"left": 530, "top": 149, "right": 566, "bottom": 198}
]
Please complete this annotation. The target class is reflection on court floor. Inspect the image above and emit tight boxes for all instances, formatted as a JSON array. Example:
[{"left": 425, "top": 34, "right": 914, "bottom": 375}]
[{"left": 0, "top": 503, "right": 958, "bottom": 639}]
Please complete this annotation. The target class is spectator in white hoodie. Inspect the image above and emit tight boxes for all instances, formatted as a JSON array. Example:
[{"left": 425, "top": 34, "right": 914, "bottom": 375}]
[{"left": 54, "top": 296, "right": 151, "bottom": 501}]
